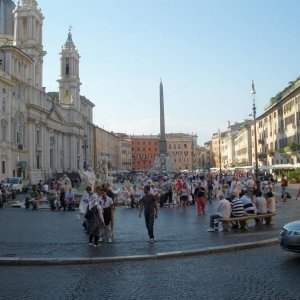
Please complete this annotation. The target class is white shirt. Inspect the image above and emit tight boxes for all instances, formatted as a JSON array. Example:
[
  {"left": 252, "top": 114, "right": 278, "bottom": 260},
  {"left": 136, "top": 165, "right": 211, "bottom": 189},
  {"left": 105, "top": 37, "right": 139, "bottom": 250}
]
[
  {"left": 267, "top": 197, "right": 276, "bottom": 213},
  {"left": 256, "top": 196, "right": 267, "bottom": 214},
  {"left": 217, "top": 199, "right": 231, "bottom": 218},
  {"left": 98, "top": 196, "right": 114, "bottom": 209}
]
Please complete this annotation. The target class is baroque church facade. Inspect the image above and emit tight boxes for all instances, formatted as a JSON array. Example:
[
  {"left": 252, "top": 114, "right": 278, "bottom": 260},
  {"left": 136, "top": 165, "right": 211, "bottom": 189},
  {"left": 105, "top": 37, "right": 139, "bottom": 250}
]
[{"left": 0, "top": 0, "right": 94, "bottom": 183}]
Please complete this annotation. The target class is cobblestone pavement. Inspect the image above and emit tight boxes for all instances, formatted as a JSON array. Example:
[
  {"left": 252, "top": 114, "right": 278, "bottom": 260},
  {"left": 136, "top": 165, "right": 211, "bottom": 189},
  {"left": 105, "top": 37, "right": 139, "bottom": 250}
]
[
  {"left": 0, "top": 245, "right": 299, "bottom": 299},
  {"left": 0, "top": 184, "right": 299, "bottom": 259}
]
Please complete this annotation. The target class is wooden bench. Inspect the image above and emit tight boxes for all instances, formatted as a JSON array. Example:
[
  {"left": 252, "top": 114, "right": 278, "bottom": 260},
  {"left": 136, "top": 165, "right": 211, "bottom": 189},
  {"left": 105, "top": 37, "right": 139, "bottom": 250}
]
[{"left": 219, "top": 213, "right": 276, "bottom": 231}]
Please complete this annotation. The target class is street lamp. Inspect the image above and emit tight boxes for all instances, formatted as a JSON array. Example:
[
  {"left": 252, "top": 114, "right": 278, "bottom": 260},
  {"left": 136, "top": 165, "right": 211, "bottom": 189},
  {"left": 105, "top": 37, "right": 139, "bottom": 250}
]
[
  {"left": 218, "top": 129, "right": 222, "bottom": 184},
  {"left": 251, "top": 80, "right": 260, "bottom": 191},
  {"left": 82, "top": 135, "right": 88, "bottom": 170}
]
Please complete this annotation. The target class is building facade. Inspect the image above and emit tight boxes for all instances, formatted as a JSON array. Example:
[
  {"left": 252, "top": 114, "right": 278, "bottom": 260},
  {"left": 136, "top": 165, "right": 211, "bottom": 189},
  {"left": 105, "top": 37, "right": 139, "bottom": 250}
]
[
  {"left": 0, "top": 1, "right": 94, "bottom": 183},
  {"left": 166, "top": 133, "right": 197, "bottom": 171},
  {"left": 204, "top": 78, "right": 300, "bottom": 170},
  {"left": 94, "top": 127, "right": 119, "bottom": 177},
  {"left": 131, "top": 135, "right": 159, "bottom": 171},
  {"left": 116, "top": 133, "right": 132, "bottom": 171}
]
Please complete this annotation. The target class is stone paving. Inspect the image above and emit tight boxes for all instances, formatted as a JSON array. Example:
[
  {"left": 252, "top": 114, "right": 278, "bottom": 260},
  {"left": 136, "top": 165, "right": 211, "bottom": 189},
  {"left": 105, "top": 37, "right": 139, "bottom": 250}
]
[
  {"left": 0, "top": 245, "right": 299, "bottom": 299},
  {"left": 0, "top": 184, "right": 299, "bottom": 260}
]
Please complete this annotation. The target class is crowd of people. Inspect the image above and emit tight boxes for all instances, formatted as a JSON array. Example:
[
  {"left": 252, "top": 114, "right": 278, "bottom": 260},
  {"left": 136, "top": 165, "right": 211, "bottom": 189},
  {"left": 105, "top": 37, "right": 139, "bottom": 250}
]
[
  {"left": 79, "top": 183, "right": 116, "bottom": 247},
  {"left": 9, "top": 170, "right": 292, "bottom": 244},
  {"left": 205, "top": 173, "right": 295, "bottom": 232}
]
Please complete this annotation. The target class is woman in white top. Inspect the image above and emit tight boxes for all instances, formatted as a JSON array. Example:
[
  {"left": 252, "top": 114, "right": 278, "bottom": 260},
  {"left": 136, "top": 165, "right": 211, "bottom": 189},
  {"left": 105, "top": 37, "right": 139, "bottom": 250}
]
[{"left": 255, "top": 191, "right": 267, "bottom": 214}]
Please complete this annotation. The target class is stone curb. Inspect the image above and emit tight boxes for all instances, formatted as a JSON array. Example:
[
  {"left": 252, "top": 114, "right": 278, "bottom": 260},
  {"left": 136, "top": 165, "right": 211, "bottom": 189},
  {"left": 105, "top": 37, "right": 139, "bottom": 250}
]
[{"left": 0, "top": 238, "right": 279, "bottom": 266}]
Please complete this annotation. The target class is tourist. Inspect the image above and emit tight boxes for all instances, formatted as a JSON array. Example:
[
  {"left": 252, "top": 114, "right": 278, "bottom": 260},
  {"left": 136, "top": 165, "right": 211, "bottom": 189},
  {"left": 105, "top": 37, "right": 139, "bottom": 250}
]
[
  {"left": 265, "top": 191, "right": 277, "bottom": 224},
  {"left": 43, "top": 182, "right": 49, "bottom": 194},
  {"left": 207, "top": 194, "right": 231, "bottom": 232},
  {"left": 224, "top": 182, "right": 231, "bottom": 200},
  {"left": 207, "top": 177, "right": 214, "bottom": 201},
  {"left": 139, "top": 185, "right": 158, "bottom": 243},
  {"left": 96, "top": 187, "right": 114, "bottom": 243},
  {"left": 255, "top": 191, "right": 267, "bottom": 214},
  {"left": 229, "top": 177, "right": 242, "bottom": 198},
  {"left": 281, "top": 175, "right": 288, "bottom": 201},
  {"left": 195, "top": 185, "right": 206, "bottom": 215},
  {"left": 164, "top": 179, "right": 173, "bottom": 207},
  {"left": 119, "top": 186, "right": 130, "bottom": 208},
  {"left": 130, "top": 185, "right": 141, "bottom": 208},
  {"left": 180, "top": 181, "right": 190, "bottom": 209},
  {"left": 239, "top": 190, "right": 256, "bottom": 215},
  {"left": 175, "top": 178, "right": 183, "bottom": 204},
  {"left": 65, "top": 188, "right": 75, "bottom": 211},
  {"left": 254, "top": 190, "right": 267, "bottom": 224},
  {"left": 198, "top": 175, "right": 207, "bottom": 190},
  {"left": 262, "top": 181, "right": 273, "bottom": 198},
  {"left": 104, "top": 183, "right": 116, "bottom": 235},
  {"left": 58, "top": 188, "right": 66, "bottom": 211},
  {"left": 85, "top": 194, "right": 105, "bottom": 247},
  {"left": 80, "top": 186, "right": 96, "bottom": 229},
  {"left": 212, "top": 178, "right": 219, "bottom": 199},
  {"left": 245, "top": 175, "right": 256, "bottom": 200},
  {"left": 30, "top": 185, "right": 42, "bottom": 210},
  {"left": 230, "top": 195, "right": 244, "bottom": 229}
]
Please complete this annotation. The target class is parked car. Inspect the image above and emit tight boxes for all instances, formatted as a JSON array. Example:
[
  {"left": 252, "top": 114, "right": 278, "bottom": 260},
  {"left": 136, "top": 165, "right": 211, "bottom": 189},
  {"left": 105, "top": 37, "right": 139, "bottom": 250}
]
[
  {"left": 279, "top": 220, "right": 300, "bottom": 253},
  {"left": 3, "top": 177, "right": 29, "bottom": 193}
]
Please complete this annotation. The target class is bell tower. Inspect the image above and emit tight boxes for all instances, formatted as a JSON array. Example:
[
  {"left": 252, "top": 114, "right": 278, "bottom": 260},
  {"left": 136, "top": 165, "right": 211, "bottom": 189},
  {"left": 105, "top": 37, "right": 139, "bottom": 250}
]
[
  {"left": 13, "top": 0, "right": 45, "bottom": 89},
  {"left": 57, "top": 28, "right": 81, "bottom": 110}
]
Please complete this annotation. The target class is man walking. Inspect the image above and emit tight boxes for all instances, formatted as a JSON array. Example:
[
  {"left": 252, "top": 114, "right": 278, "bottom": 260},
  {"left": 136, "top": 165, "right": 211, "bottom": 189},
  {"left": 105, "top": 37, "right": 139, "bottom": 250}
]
[{"left": 139, "top": 185, "right": 158, "bottom": 243}]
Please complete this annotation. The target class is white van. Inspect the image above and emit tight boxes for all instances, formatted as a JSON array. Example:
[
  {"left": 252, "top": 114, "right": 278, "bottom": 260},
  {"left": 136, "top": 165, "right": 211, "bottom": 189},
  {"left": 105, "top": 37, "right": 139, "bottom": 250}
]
[{"left": 3, "top": 177, "right": 24, "bottom": 193}]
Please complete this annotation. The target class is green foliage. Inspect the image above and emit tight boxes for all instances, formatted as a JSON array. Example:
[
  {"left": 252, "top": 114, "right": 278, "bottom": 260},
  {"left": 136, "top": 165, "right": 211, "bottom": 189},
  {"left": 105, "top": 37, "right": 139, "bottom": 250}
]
[
  {"left": 287, "top": 169, "right": 300, "bottom": 183},
  {"left": 265, "top": 76, "right": 300, "bottom": 110}
]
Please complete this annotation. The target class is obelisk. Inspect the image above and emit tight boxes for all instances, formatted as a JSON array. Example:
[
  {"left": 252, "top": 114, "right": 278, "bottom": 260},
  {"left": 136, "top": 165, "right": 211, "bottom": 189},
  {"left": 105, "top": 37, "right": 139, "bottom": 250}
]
[{"left": 159, "top": 80, "right": 168, "bottom": 155}]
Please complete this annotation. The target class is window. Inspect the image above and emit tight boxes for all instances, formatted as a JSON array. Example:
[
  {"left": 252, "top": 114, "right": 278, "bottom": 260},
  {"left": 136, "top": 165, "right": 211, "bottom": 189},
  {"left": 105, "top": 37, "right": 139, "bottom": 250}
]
[
  {"left": 65, "top": 58, "right": 70, "bottom": 75},
  {"left": 50, "top": 149, "right": 54, "bottom": 169},
  {"left": 37, "top": 153, "right": 41, "bottom": 169},
  {"left": 1, "top": 161, "right": 5, "bottom": 174},
  {"left": 2, "top": 98, "right": 6, "bottom": 112},
  {"left": 15, "top": 117, "right": 25, "bottom": 145}
]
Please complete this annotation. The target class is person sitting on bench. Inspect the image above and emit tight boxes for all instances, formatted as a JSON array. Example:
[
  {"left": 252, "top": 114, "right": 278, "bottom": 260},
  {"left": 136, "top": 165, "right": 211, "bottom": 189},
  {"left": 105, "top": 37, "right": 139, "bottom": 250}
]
[{"left": 207, "top": 194, "right": 231, "bottom": 232}]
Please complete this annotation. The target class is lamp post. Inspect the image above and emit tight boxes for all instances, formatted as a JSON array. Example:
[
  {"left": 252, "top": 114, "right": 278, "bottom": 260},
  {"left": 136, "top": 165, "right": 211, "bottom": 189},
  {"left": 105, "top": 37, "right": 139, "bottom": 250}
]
[
  {"left": 82, "top": 135, "right": 88, "bottom": 170},
  {"left": 218, "top": 129, "right": 222, "bottom": 184},
  {"left": 251, "top": 80, "right": 260, "bottom": 191}
]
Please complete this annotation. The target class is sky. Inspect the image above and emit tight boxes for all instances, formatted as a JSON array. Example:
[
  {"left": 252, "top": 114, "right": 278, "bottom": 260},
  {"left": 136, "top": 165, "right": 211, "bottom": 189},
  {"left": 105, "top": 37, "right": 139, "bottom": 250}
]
[{"left": 33, "top": 0, "right": 300, "bottom": 145}]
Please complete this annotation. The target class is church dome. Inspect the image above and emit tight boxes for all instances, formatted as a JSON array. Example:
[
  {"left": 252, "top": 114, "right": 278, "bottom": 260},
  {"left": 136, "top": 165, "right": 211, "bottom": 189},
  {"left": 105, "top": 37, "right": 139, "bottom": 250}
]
[{"left": 0, "top": 0, "right": 16, "bottom": 36}]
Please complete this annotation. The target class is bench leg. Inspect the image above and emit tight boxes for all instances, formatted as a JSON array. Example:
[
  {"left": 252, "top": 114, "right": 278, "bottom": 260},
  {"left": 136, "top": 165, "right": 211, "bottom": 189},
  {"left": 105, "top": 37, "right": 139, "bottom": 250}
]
[
  {"left": 222, "top": 222, "right": 231, "bottom": 232},
  {"left": 239, "top": 220, "right": 248, "bottom": 230},
  {"left": 264, "top": 216, "right": 272, "bottom": 225}
]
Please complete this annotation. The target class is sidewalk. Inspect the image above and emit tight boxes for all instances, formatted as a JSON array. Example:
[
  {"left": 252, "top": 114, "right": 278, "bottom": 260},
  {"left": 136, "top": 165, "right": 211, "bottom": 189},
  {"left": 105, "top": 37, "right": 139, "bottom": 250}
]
[{"left": 0, "top": 184, "right": 299, "bottom": 265}]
